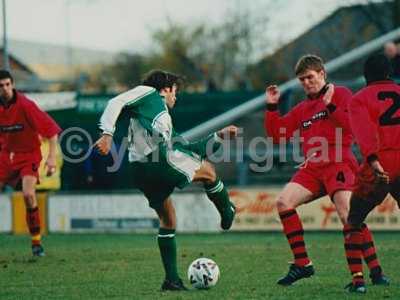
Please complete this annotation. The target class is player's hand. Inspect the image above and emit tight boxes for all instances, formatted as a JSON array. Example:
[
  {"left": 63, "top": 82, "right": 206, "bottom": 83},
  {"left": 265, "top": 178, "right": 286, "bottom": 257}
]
[
  {"left": 217, "top": 125, "right": 239, "bottom": 140},
  {"left": 94, "top": 134, "right": 113, "bottom": 155},
  {"left": 45, "top": 155, "right": 57, "bottom": 177},
  {"left": 370, "top": 160, "right": 390, "bottom": 184},
  {"left": 265, "top": 85, "right": 280, "bottom": 104},
  {"left": 322, "top": 83, "right": 334, "bottom": 105}
]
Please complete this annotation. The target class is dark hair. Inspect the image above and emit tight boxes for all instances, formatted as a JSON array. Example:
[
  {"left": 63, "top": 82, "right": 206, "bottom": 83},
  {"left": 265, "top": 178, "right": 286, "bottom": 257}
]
[
  {"left": 142, "top": 70, "right": 184, "bottom": 91},
  {"left": 0, "top": 69, "right": 13, "bottom": 82},
  {"left": 364, "top": 54, "right": 392, "bottom": 84},
  {"left": 295, "top": 54, "right": 325, "bottom": 75}
]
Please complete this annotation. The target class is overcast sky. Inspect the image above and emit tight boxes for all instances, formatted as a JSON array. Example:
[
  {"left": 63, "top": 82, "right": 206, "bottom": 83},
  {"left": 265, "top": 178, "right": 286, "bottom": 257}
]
[{"left": 1, "top": 0, "right": 370, "bottom": 54}]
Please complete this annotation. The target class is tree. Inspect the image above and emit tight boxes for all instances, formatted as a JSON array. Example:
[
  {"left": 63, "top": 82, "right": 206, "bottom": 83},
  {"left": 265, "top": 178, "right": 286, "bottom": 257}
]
[
  {"left": 109, "top": 53, "right": 149, "bottom": 89},
  {"left": 148, "top": 1, "right": 273, "bottom": 91},
  {"left": 394, "top": 0, "right": 400, "bottom": 27},
  {"left": 99, "top": 1, "right": 275, "bottom": 91},
  {"left": 150, "top": 23, "right": 206, "bottom": 87}
]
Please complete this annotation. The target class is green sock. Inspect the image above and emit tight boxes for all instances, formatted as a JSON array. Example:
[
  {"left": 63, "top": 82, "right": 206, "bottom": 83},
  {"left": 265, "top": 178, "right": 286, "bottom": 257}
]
[
  {"left": 157, "top": 228, "right": 179, "bottom": 282},
  {"left": 205, "top": 179, "right": 232, "bottom": 214}
]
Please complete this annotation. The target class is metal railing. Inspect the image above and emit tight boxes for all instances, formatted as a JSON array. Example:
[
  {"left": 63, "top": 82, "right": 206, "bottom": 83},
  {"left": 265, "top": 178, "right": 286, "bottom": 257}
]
[{"left": 183, "top": 27, "right": 400, "bottom": 140}]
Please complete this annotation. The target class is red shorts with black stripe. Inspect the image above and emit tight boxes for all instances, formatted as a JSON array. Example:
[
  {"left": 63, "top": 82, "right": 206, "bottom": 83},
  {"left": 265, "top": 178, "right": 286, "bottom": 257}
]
[
  {"left": 0, "top": 150, "right": 42, "bottom": 187},
  {"left": 291, "top": 160, "right": 358, "bottom": 199}
]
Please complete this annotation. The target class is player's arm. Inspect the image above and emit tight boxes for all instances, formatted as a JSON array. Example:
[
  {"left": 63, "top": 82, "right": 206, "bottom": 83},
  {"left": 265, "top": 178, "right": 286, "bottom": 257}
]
[
  {"left": 323, "top": 84, "right": 352, "bottom": 131},
  {"left": 95, "top": 134, "right": 113, "bottom": 156},
  {"left": 99, "top": 86, "right": 154, "bottom": 137},
  {"left": 96, "top": 86, "right": 154, "bottom": 155},
  {"left": 24, "top": 100, "right": 62, "bottom": 176},
  {"left": 46, "top": 135, "right": 58, "bottom": 176},
  {"left": 264, "top": 85, "right": 301, "bottom": 143},
  {"left": 349, "top": 95, "right": 389, "bottom": 183}
]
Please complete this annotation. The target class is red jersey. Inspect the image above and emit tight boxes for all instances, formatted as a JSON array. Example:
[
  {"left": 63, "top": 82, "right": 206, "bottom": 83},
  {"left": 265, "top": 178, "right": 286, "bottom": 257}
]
[
  {"left": 265, "top": 85, "right": 355, "bottom": 163},
  {"left": 0, "top": 91, "right": 61, "bottom": 153},
  {"left": 349, "top": 80, "right": 400, "bottom": 162}
]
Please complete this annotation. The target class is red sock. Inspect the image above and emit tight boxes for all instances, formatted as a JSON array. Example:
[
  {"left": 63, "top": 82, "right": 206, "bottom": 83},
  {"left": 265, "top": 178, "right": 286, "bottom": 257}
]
[
  {"left": 26, "top": 207, "right": 41, "bottom": 245},
  {"left": 279, "top": 209, "right": 310, "bottom": 266},
  {"left": 343, "top": 224, "right": 364, "bottom": 285},
  {"left": 361, "top": 224, "right": 382, "bottom": 276}
]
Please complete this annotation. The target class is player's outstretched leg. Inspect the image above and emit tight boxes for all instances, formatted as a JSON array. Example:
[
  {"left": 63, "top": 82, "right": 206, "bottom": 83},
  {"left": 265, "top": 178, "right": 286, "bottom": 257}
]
[
  {"left": 155, "top": 198, "right": 187, "bottom": 291},
  {"left": 193, "top": 161, "right": 235, "bottom": 230},
  {"left": 22, "top": 176, "right": 44, "bottom": 257},
  {"left": 277, "top": 209, "right": 314, "bottom": 285},
  {"left": 333, "top": 190, "right": 377, "bottom": 292},
  {"left": 343, "top": 224, "right": 367, "bottom": 293},
  {"left": 347, "top": 190, "right": 390, "bottom": 289},
  {"left": 204, "top": 178, "right": 236, "bottom": 230},
  {"left": 360, "top": 224, "right": 389, "bottom": 286},
  {"left": 276, "top": 183, "right": 315, "bottom": 286},
  {"left": 26, "top": 207, "right": 44, "bottom": 257}
]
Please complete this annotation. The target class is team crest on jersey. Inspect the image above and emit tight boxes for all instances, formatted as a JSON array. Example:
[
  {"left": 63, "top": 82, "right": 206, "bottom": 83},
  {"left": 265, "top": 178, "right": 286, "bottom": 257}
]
[
  {"left": 302, "top": 110, "right": 328, "bottom": 129},
  {"left": 0, "top": 124, "right": 24, "bottom": 132}
]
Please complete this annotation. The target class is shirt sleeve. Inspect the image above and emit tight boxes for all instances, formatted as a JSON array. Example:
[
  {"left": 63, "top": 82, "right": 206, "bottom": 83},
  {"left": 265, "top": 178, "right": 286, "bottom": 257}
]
[
  {"left": 326, "top": 86, "right": 352, "bottom": 132},
  {"left": 264, "top": 103, "right": 302, "bottom": 143},
  {"left": 349, "top": 94, "right": 379, "bottom": 160},
  {"left": 24, "top": 100, "right": 61, "bottom": 138},
  {"left": 187, "top": 133, "right": 222, "bottom": 158},
  {"left": 99, "top": 86, "right": 155, "bottom": 136},
  {"left": 171, "top": 130, "right": 221, "bottom": 159}
]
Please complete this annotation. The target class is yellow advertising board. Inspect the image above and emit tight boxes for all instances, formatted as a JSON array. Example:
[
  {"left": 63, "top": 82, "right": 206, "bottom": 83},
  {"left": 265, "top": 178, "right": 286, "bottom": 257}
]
[
  {"left": 229, "top": 188, "right": 400, "bottom": 231},
  {"left": 12, "top": 192, "right": 48, "bottom": 235},
  {"left": 36, "top": 140, "right": 63, "bottom": 191}
]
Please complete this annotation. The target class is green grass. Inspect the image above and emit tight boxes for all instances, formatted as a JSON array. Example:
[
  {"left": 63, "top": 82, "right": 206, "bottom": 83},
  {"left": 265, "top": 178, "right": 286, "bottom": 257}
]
[{"left": 0, "top": 232, "right": 398, "bottom": 299}]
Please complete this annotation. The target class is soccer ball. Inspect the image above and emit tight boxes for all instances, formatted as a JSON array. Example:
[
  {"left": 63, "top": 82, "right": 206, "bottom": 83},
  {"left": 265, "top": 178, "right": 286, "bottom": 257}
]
[{"left": 187, "top": 258, "right": 220, "bottom": 289}]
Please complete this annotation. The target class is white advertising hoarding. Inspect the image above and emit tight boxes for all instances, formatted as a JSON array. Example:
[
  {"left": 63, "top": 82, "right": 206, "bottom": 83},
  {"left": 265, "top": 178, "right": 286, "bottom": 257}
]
[
  {"left": 47, "top": 188, "right": 400, "bottom": 233},
  {"left": 0, "top": 193, "right": 12, "bottom": 232},
  {"left": 229, "top": 187, "right": 400, "bottom": 231},
  {"left": 48, "top": 193, "right": 220, "bottom": 233}
]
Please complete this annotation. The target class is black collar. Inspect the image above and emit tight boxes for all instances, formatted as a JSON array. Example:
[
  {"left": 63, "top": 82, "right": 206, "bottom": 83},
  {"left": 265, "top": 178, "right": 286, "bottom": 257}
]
[{"left": 307, "top": 83, "right": 329, "bottom": 100}]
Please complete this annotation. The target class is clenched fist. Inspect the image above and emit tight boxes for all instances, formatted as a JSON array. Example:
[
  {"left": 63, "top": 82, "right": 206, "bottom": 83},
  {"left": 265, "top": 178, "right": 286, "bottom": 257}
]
[
  {"left": 217, "top": 125, "right": 239, "bottom": 140},
  {"left": 94, "top": 134, "right": 113, "bottom": 155},
  {"left": 266, "top": 85, "right": 280, "bottom": 104}
]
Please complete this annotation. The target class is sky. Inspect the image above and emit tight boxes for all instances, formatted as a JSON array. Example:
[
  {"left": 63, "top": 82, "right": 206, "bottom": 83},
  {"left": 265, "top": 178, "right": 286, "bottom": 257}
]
[{"left": 1, "top": 0, "right": 371, "bottom": 55}]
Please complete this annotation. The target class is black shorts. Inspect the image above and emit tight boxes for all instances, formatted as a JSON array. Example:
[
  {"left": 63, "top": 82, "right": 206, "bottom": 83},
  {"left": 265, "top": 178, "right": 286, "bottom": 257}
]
[
  {"left": 348, "top": 180, "right": 400, "bottom": 226},
  {"left": 130, "top": 150, "right": 201, "bottom": 211}
]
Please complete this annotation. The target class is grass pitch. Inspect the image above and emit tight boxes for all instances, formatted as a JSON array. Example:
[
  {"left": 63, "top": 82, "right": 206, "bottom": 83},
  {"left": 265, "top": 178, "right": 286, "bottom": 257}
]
[{"left": 0, "top": 232, "right": 398, "bottom": 299}]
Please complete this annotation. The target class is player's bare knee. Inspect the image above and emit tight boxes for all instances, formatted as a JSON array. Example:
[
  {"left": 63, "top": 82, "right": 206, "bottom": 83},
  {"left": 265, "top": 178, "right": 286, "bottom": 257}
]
[
  {"left": 335, "top": 205, "right": 349, "bottom": 225},
  {"left": 22, "top": 190, "right": 35, "bottom": 200},
  {"left": 204, "top": 167, "right": 217, "bottom": 185},
  {"left": 159, "top": 216, "right": 176, "bottom": 229},
  {"left": 337, "top": 210, "right": 349, "bottom": 225},
  {"left": 276, "top": 195, "right": 292, "bottom": 212},
  {"left": 22, "top": 191, "right": 36, "bottom": 208},
  {"left": 156, "top": 200, "right": 176, "bottom": 229},
  {"left": 197, "top": 162, "right": 217, "bottom": 184}
]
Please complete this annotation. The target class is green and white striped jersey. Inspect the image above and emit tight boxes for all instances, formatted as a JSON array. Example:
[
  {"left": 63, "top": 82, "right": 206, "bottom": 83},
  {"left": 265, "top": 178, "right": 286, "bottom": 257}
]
[
  {"left": 99, "top": 85, "right": 174, "bottom": 162},
  {"left": 99, "top": 85, "right": 221, "bottom": 163}
]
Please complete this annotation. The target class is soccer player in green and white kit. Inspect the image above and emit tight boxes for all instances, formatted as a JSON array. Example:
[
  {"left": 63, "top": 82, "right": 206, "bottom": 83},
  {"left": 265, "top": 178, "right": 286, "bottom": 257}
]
[{"left": 95, "top": 70, "right": 237, "bottom": 291}]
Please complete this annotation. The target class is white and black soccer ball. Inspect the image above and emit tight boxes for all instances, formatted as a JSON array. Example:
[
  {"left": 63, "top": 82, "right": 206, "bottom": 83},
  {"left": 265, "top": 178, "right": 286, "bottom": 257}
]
[{"left": 187, "top": 257, "right": 220, "bottom": 289}]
